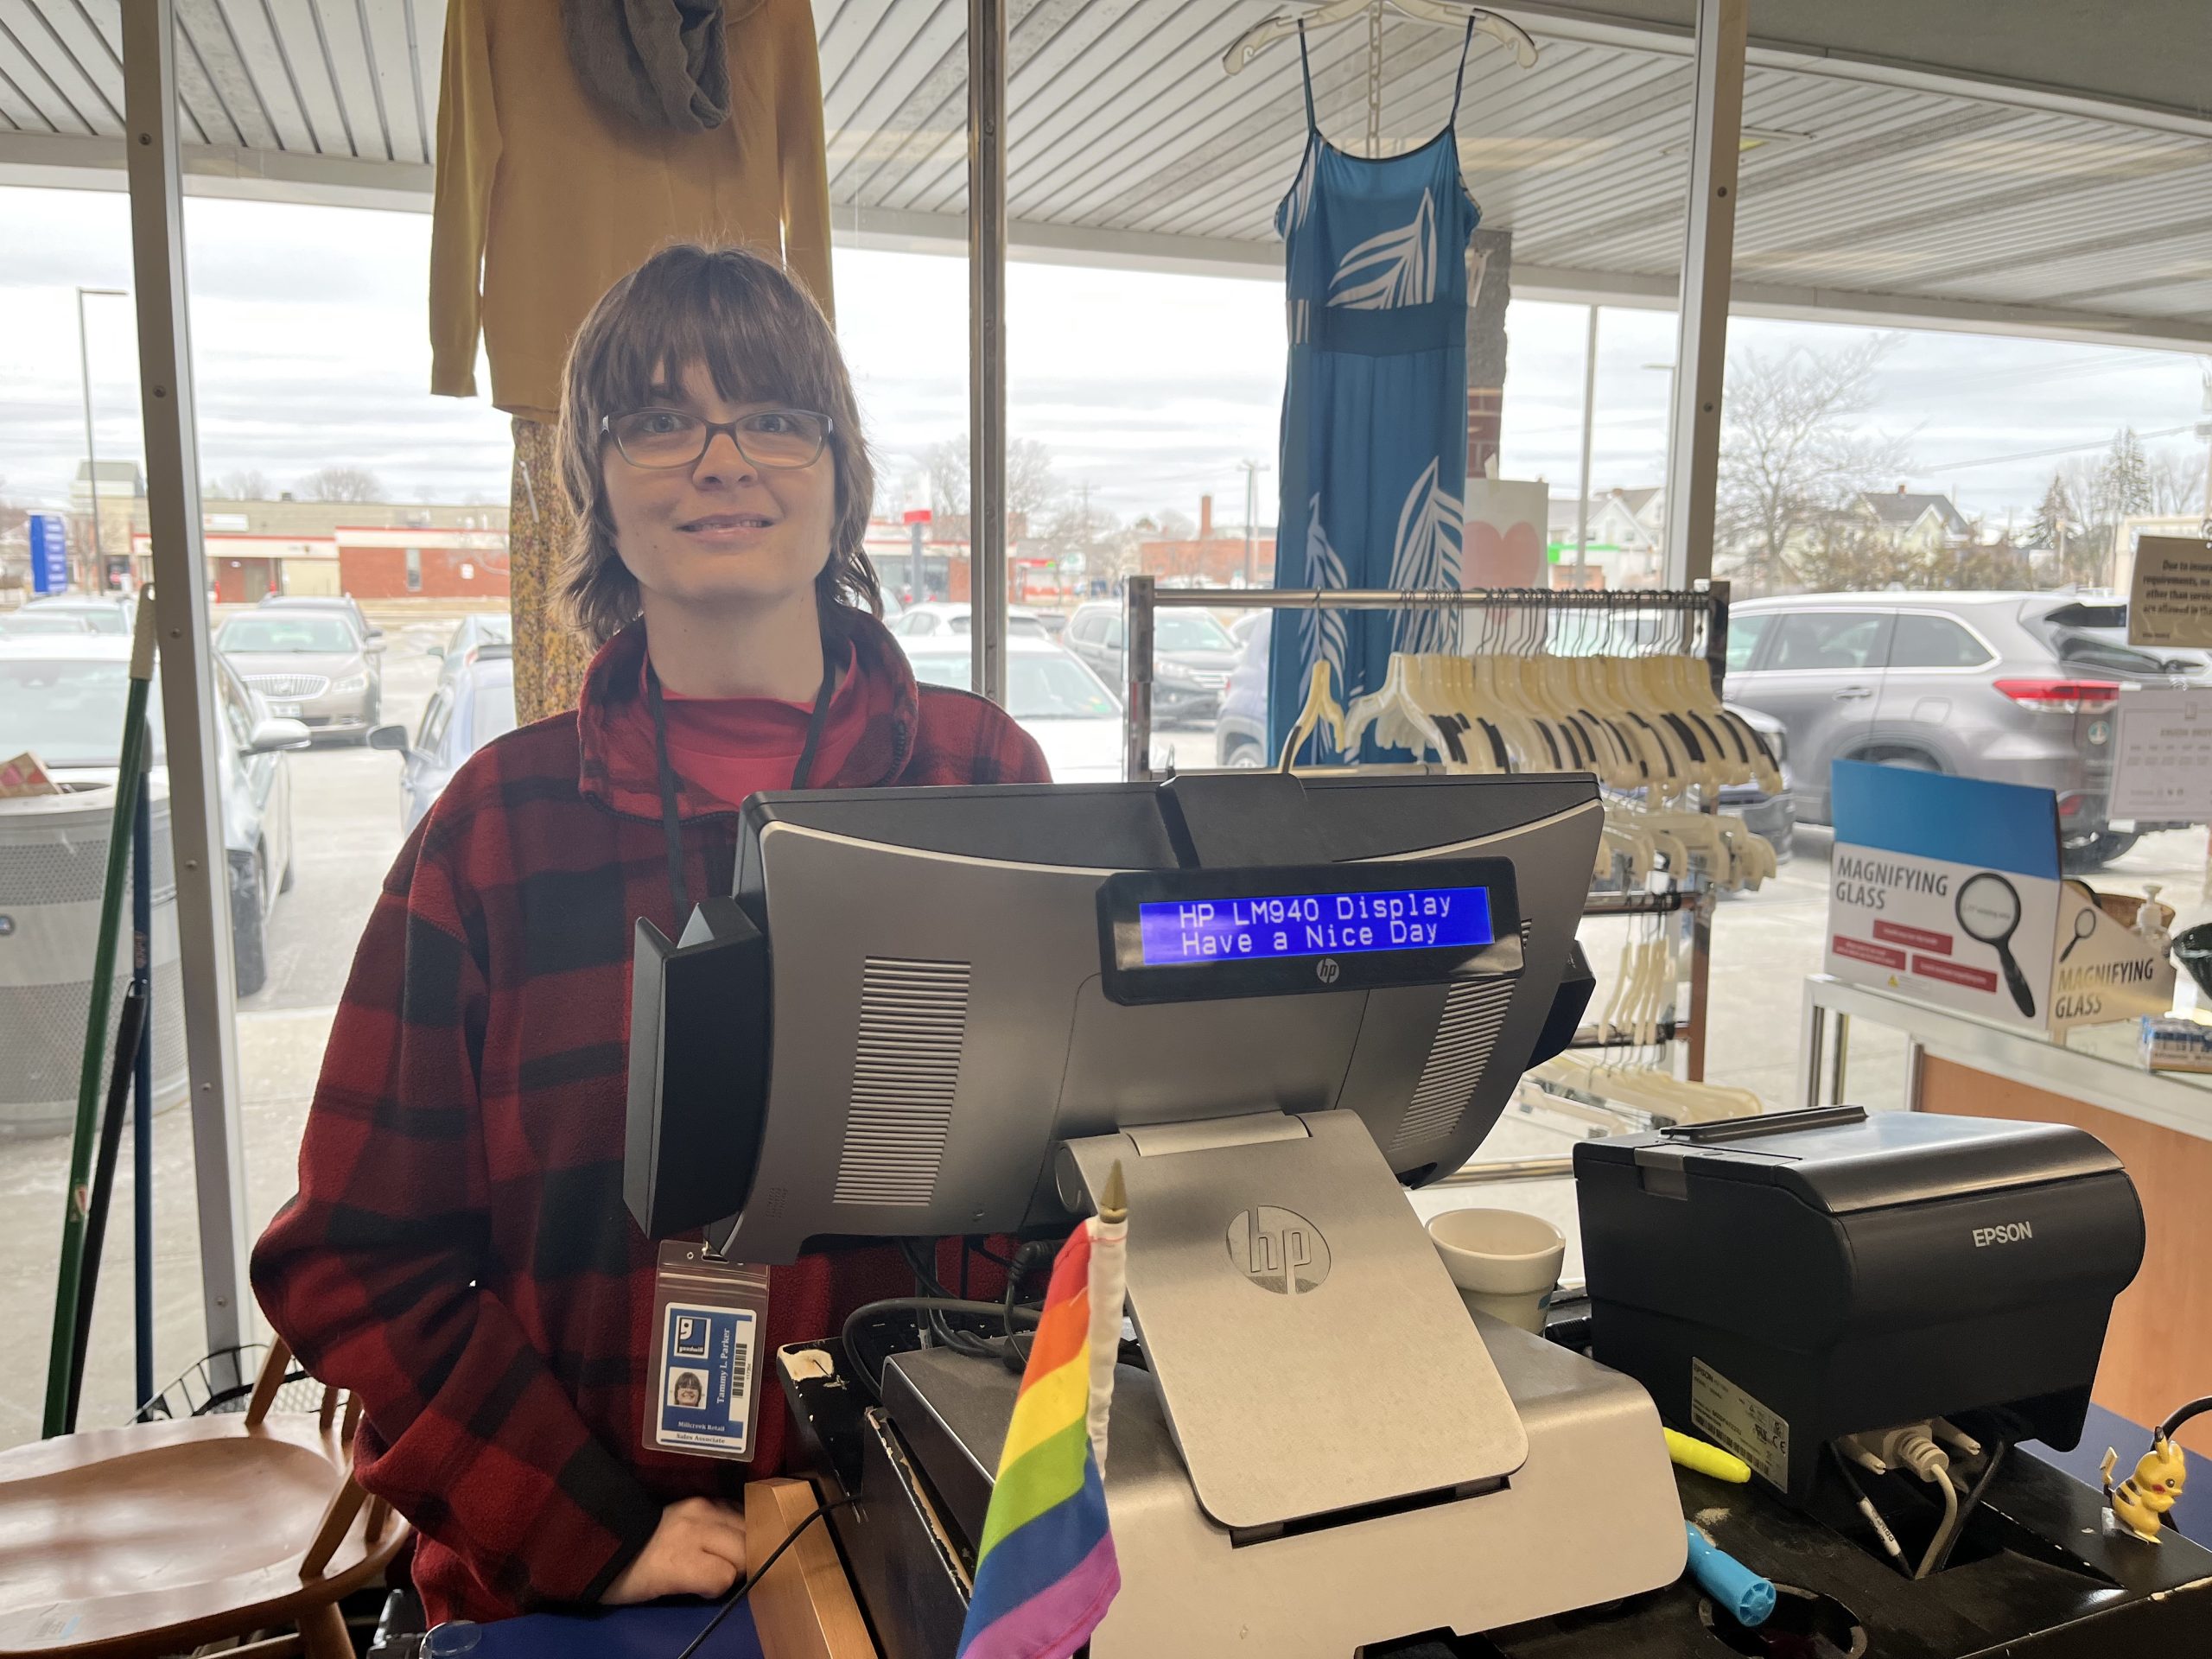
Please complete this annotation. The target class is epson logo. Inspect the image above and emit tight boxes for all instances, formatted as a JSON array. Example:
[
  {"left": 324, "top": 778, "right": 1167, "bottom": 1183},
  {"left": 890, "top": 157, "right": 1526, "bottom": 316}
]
[{"left": 1973, "top": 1222, "right": 2034, "bottom": 1248}]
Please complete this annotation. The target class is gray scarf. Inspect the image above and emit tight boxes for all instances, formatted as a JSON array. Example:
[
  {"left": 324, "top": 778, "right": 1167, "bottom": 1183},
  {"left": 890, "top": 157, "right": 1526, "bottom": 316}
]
[{"left": 563, "top": 0, "right": 731, "bottom": 133}]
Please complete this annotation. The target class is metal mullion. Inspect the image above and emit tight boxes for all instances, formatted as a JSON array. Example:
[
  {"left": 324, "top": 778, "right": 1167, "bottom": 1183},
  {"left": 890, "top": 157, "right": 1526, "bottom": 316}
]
[
  {"left": 1661, "top": 0, "right": 1744, "bottom": 588},
  {"left": 119, "top": 0, "right": 251, "bottom": 1389},
  {"left": 969, "top": 0, "right": 1007, "bottom": 708}
]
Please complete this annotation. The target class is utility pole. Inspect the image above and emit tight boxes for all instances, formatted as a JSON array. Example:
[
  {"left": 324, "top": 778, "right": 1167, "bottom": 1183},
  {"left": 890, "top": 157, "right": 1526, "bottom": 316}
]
[
  {"left": 1237, "top": 458, "right": 1268, "bottom": 585},
  {"left": 77, "top": 287, "right": 127, "bottom": 588}
]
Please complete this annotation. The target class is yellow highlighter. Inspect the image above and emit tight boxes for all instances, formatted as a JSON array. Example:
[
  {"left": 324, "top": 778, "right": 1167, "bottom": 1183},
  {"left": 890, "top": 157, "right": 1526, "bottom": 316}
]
[{"left": 1667, "top": 1427, "right": 1752, "bottom": 1484}]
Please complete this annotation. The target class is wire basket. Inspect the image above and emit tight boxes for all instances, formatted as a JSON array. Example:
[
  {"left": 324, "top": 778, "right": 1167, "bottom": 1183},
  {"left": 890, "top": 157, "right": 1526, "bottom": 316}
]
[{"left": 132, "top": 1344, "right": 318, "bottom": 1421}]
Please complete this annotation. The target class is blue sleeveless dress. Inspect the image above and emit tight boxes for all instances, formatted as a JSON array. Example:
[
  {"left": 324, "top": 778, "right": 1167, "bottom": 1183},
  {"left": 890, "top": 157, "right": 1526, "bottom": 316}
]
[{"left": 1266, "top": 22, "right": 1480, "bottom": 763}]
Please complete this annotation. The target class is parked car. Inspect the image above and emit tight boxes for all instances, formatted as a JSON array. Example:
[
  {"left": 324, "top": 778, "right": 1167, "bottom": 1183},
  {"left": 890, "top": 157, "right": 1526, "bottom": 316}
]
[
  {"left": 0, "top": 639, "right": 304, "bottom": 1130},
  {"left": 215, "top": 610, "right": 382, "bottom": 740},
  {"left": 1724, "top": 591, "right": 2197, "bottom": 872},
  {"left": 1, "top": 610, "right": 99, "bottom": 639},
  {"left": 895, "top": 637, "right": 1143, "bottom": 783},
  {"left": 1213, "top": 614, "right": 1794, "bottom": 859},
  {"left": 885, "top": 602, "right": 1051, "bottom": 641},
  {"left": 371, "top": 647, "right": 518, "bottom": 833},
  {"left": 18, "top": 594, "right": 133, "bottom": 635},
  {"left": 1063, "top": 600, "right": 1238, "bottom": 724},
  {"left": 257, "top": 592, "right": 383, "bottom": 649},
  {"left": 434, "top": 611, "right": 513, "bottom": 681}
]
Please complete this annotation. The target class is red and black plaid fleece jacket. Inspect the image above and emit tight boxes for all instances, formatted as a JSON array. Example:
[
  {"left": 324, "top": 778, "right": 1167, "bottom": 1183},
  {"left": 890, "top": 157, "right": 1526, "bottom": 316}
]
[{"left": 251, "top": 613, "right": 1048, "bottom": 1622}]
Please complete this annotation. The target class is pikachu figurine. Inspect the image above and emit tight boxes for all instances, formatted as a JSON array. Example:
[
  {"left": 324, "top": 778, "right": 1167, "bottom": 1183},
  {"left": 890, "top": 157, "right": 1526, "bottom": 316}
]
[{"left": 2102, "top": 1436, "right": 2188, "bottom": 1542}]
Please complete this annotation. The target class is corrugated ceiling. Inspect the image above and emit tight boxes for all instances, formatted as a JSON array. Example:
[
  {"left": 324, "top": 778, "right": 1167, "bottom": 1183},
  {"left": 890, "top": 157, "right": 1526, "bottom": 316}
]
[{"left": 0, "top": 0, "right": 2206, "bottom": 346}]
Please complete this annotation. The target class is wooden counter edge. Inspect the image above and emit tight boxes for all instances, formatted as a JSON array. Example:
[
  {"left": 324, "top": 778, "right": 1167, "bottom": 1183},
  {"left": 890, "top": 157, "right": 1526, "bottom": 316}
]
[{"left": 744, "top": 1477, "right": 880, "bottom": 1659}]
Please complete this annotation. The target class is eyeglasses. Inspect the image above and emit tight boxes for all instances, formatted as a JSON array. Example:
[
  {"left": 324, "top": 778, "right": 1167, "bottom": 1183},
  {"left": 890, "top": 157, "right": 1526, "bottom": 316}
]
[{"left": 602, "top": 407, "right": 832, "bottom": 470}]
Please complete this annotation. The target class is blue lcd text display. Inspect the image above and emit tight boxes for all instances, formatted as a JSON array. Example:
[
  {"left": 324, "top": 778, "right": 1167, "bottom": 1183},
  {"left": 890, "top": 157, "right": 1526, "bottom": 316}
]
[{"left": 1136, "top": 886, "right": 1494, "bottom": 967}]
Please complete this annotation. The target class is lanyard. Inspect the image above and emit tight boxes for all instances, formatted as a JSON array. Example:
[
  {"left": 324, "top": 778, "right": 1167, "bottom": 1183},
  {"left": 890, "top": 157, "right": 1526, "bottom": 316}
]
[{"left": 646, "top": 648, "right": 838, "bottom": 922}]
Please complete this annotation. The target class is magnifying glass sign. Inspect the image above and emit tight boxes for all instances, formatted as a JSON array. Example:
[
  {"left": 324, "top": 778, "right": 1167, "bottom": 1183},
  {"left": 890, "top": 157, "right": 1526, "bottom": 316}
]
[
  {"left": 1957, "top": 872, "right": 2037, "bottom": 1018},
  {"left": 2060, "top": 906, "right": 2097, "bottom": 963}
]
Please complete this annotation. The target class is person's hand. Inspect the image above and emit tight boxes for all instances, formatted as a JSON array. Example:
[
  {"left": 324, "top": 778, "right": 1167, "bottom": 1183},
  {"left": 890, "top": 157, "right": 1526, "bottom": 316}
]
[{"left": 603, "top": 1497, "right": 748, "bottom": 1605}]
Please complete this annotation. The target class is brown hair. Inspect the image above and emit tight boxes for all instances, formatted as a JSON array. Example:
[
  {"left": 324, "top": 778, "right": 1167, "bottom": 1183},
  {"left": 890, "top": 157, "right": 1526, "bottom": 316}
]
[{"left": 556, "top": 243, "right": 880, "bottom": 645}]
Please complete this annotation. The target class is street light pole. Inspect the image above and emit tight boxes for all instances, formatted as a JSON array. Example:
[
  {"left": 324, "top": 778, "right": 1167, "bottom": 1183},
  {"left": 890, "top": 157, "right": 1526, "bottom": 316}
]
[
  {"left": 1574, "top": 306, "right": 1599, "bottom": 580},
  {"left": 1238, "top": 458, "right": 1268, "bottom": 584},
  {"left": 76, "top": 287, "right": 127, "bottom": 589}
]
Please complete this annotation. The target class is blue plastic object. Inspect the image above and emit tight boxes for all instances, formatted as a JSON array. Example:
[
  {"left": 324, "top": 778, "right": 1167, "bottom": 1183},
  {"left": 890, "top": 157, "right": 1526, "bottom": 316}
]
[{"left": 1685, "top": 1522, "right": 1777, "bottom": 1629}]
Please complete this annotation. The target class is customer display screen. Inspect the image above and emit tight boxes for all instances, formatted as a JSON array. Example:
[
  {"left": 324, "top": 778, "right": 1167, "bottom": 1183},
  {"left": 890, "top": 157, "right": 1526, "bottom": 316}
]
[
  {"left": 1098, "top": 859, "right": 1521, "bottom": 1004},
  {"left": 1136, "top": 885, "right": 1494, "bottom": 966}
]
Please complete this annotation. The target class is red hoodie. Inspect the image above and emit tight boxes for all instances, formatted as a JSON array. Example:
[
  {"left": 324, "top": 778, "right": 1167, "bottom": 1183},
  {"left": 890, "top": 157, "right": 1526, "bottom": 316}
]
[{"left": 251, "top": 613, "right": 1048, "bottom": 1620}]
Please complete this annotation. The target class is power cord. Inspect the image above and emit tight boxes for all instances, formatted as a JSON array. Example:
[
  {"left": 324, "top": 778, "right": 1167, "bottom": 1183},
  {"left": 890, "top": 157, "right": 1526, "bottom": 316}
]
[
  {"left": 671, "top": 1494, "right": 857, "bottom": 1659},
  {"left": 841, "top": 1296, "right": 1043, "bottom": 1399},
  {"left": 1925, "top": 1441, "right": 2008, "bottom": 1576}
]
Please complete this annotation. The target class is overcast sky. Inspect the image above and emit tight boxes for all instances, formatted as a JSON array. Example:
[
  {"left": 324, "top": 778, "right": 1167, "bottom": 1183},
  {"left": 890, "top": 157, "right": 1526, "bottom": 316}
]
[{"left": 2, "top": 183, "right": 2204, "bottom": 532}]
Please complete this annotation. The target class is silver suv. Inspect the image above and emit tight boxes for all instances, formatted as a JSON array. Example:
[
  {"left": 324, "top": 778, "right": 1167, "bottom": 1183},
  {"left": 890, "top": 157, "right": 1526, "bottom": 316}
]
[{"left": 1725, "top": 592, "right": 2196, "bottom": 872}]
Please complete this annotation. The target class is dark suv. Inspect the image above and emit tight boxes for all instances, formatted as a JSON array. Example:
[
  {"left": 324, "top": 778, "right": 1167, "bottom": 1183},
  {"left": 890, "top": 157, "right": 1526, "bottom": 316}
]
[
  {"left": 1063, "top": 601, "right": 1238, "bottom": 725},
  {"left": 1726, "top": 592, "right": 2198, "bottom": 871}
]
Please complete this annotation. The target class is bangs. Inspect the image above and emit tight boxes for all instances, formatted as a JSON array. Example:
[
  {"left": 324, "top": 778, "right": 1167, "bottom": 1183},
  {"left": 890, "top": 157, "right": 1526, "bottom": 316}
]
[{"left": 588, "top": 254, "right": 836, "bottom": 417}]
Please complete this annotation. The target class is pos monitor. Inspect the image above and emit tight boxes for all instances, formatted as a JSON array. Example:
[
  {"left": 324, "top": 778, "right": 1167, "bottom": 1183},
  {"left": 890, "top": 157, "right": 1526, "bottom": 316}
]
[{"left": 625, "top": 769, "right": 1602, "bottom": 1265}]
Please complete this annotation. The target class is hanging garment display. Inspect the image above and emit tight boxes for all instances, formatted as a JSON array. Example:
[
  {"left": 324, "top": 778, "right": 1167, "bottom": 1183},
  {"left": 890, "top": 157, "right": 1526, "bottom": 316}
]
[
  {"left": 562, "top": 0, "right": 732, "bottom": 133},
  {"left": 507, "top": 419, "right": 598, "bottom": 724},
  {"left": 1265, "top": 21, "right": 1480, "bottom": 762},
  {"left": 433, "top": 0, "right": 833, "bottom": 721},
  {"left": 431, "top": 0, "right": 833, "bottom": 424}
]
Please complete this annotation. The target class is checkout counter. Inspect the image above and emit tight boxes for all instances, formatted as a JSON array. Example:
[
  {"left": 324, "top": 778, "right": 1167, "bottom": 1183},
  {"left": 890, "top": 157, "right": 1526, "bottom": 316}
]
[{"left": 620, "top": 772, "right": 2210, "bottom": 1657}]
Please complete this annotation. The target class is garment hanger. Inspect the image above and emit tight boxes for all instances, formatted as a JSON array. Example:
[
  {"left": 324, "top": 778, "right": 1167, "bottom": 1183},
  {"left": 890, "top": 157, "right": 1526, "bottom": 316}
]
[
  {"left": 1222, "top": 0, "right": 1540, "bottom": 79},
  {"left": 1278, "top": 657, "right": 1350, "bottom": 770}
]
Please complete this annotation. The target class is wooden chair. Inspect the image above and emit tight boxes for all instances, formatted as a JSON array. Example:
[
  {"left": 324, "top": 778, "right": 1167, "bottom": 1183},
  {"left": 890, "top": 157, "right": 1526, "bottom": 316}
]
[{"left": 0, "top": 1338, "right": 409, "bottom": 1658}]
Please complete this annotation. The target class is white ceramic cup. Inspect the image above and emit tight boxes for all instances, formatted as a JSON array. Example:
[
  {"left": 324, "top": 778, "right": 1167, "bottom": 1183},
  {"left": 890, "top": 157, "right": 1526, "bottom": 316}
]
[{"left": 1426, "top": 1207, "right": 1567, "bottom": 1334}]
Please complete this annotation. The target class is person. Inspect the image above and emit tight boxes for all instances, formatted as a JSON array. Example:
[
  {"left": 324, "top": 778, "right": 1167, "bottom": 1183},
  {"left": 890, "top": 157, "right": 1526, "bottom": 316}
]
[{"left": 251, "top": 244, "right": 1048, "bottom": 1623}]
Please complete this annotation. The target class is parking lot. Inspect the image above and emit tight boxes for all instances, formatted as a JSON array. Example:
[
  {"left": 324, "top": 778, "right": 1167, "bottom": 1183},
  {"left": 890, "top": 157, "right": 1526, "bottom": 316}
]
[{"left": 1, "top": 605, "right": 2203, "bottom": 1450}]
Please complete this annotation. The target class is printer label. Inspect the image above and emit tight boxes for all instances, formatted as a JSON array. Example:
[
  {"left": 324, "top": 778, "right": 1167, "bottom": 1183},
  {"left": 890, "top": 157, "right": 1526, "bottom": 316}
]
[
  {"left": 1690, "top": 1358, "right": 1789, "bottom": 1490},
  {"left": 1974, "top": 1221, "right": 2034, "bottom": 1247}
]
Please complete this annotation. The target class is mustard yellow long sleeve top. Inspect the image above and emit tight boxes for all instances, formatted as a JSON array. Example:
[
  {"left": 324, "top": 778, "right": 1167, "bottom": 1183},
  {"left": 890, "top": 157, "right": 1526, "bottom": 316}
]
[{"left": 430, "top": 0, "right": 836, "bottom": 425}]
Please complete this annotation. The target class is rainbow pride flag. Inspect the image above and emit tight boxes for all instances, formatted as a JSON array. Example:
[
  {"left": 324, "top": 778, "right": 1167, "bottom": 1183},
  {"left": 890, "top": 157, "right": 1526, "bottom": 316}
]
[{"left": 955, "top": 1220, "right": 1122, "bottom": 1659}]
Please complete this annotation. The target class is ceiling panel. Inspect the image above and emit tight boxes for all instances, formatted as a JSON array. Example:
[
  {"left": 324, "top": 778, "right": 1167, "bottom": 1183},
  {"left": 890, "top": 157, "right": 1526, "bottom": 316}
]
[{"left": 3, "top": 0, "right": 2204, "bottom": 346}]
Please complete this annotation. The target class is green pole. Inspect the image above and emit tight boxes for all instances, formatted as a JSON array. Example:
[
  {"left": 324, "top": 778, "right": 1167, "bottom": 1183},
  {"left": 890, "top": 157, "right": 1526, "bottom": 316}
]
[{"left": 43, "top": 588, "right": 158, "bottom": 1438}]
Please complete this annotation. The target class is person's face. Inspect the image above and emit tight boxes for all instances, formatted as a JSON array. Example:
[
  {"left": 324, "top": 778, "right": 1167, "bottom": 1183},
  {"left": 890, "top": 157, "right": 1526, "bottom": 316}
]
[{"left": 602, "top": 360, "right": 837, "bottom": 618}]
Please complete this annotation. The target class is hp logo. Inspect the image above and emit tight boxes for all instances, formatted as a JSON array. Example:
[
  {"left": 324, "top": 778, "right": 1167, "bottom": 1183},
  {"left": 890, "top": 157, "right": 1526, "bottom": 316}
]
[
  {"left": 1225, "top": 1206, "right": 1332, "bottom": 1294},
  {"left": 1315, "top": 957, "right": 1340, "bottom": 985}
]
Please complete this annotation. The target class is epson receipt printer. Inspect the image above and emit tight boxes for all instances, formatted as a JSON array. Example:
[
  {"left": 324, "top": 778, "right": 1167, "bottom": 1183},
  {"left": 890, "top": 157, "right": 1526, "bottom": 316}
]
[
  {"left": 1574, "top": 1105, "right": 2145, "bottom": 1501},
  {"left": 626, "top": 771, "right": 1687, "bottom": 1652}
]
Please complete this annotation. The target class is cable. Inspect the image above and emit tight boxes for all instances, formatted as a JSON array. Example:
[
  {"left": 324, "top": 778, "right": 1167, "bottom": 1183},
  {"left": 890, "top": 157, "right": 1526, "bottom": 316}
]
[
  {"left": 1829, "top": 1443, "right": 1907, "bottom": 1572},
  {"left": 1926, "top": 1442, "right": 2008, "bottom": 1576},
  {"left": 671, "top": 1494, "right": 857, "bottom": 1659},
  {"left": 2157, "top": 1397, "right": 2212, "bottom": 1443},
  {"left": 841, "top": 1296, "right": 1044, "bottom": 1399}
]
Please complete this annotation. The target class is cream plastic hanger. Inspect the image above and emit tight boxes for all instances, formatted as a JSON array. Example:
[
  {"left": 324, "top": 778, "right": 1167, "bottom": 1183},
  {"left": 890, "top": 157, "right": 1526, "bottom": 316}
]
[
  {"left": 1278, "top": 658, "right": 1349, "bottom": 770},
  {"left": 1344, "top": 652, "right": 1447, "bottom": 760}
]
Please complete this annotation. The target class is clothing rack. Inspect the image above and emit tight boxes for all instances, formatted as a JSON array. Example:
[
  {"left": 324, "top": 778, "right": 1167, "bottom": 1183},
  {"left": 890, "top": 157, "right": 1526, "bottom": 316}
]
[{"left": 1117, "top": 575, "right": 1733, "bottom": 1083}]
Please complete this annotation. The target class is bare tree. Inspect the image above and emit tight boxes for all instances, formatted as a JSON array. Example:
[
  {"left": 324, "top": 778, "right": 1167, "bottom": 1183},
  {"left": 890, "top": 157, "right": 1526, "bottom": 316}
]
[
  {"left": 2147, "top": 444, "right": 2206, "bottom": 517},
  {"left": 205, "top": 468, "right": 273, "bottom": 500},
  {"left": 297, "top": 464, "right": 386, "bottom": 504},
  {"left": 1714, "top": 336, "right": 1913, "bottom": 596},
  {"left": 920, "top": 435, "right": 1062, "bottom": 543}
]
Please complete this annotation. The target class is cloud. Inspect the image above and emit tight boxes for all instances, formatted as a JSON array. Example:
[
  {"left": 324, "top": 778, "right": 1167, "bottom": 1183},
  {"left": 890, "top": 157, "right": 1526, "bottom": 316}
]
[{"left": 1, "top": 185, "right": 2201, "bottom": 531}]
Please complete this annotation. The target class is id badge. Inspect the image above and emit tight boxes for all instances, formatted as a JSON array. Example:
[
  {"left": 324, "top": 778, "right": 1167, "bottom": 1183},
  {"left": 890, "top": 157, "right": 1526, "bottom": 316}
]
[{"left": 647, "top": 1241, "right": 769, "bottom": 1462}]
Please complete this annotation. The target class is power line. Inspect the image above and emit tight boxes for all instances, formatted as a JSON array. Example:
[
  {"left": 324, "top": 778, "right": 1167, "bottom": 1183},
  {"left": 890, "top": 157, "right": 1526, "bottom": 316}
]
[{"left": 1923, "top": 422, "right": 2197, "bottom": 474}]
